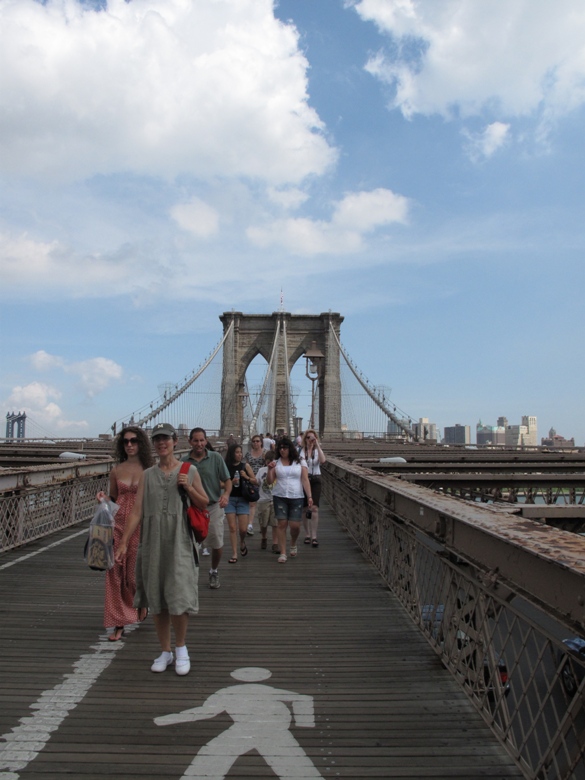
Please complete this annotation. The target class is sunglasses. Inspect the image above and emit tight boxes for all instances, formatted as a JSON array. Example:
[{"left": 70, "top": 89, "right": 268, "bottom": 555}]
[
  {"left": 123, "top": 437, "right": 138, "bottom": 445},
  {"left": 279, "top": 444, "right": 289, "bottom": 449}
]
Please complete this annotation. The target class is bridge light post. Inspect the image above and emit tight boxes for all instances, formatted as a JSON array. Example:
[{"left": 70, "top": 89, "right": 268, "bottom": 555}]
[
  {"left": 238, "top": 390, "right": 249, "bottom": 442},
  {"left": 304, "top": 342, "right": 324, "bottom": 431}
]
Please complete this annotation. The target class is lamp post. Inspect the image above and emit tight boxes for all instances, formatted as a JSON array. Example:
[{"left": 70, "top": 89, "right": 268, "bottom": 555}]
[
  {"left": 304, "top": 341, "right": 324, "bottom": 431},
  {"left": 238, "top": 390, "right": 249, "bottom": 442}
]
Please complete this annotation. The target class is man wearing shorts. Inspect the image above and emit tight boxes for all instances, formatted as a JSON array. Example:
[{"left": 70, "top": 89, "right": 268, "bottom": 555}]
[
  {"left": 255, "top": 451, "right": 278, "bottom": 552},
  {"left": 182, "top": 428, "right": 232, "bottom": 590}
]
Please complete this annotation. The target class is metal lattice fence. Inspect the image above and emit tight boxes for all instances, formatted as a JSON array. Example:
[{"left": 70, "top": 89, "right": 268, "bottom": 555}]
[
  {"left": 322, "top": 462, "right": 585, "bottom": 780},
  {"left": 1, "top": 473, "right": 110, "bottom": 554}
]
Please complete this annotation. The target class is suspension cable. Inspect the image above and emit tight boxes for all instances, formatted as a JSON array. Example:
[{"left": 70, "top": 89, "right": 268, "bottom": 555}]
[
  {"left": 113, "top": 320, "right": 234, "bottom": 431},
  {"left": 328, "top": 322, "right": 416, "bottom": 440},
  {"left": 249, "top": 319, "right": 281, "bottom": 439}
]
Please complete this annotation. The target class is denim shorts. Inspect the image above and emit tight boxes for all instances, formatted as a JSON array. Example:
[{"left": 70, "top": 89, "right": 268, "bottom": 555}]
[
  {"left": 225, "top": 495, "right": 250, "bottom": 516},
  {"left": 273, "top": 496, "right": 304, "bottom": 522}
]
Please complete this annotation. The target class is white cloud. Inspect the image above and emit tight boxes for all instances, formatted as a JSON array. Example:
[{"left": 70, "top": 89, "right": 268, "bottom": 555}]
[
  {"left": 4, "top": 382, "right": 88, "bottom": 432},
  {"left": 0, "top": 0, "right": 336, "bottom": 184},
  {"left": 67, "top": 357, "right": 124, "bottom": 398},
  {"left": 267, "top": 187, "right": 309, "bottom": 210},
  {"left": 28, "top": 351, "right": 124, "bottom": 398},
  {"left": 353, "top": 0, "right": 585, "bottom": 123},
  {"left": 462, "top": 122, "right": 510, "bottom": 162},
  {"left": 170, "top": 198, "right": 220, "bottom": 238},
  {"left": 332, "top": 188, "right": 409, "bottom": 230},
  {"left": 247, "top": 187, "right": 410, "bottom": 255},
  {"left": 28, "top": 350, "right": 66, "bottom": 371}
]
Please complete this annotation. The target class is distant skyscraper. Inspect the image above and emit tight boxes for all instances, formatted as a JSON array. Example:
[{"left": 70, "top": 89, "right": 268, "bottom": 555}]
[
  {"left": 506, "top": 415, "right": 537, "bottom": 447},
  {"left": 522, "top": 415, "right": 538, "bottom": 446},
  {"left": 413, "top": 417, "right": 438, "bottom": 442},
  {"left": 444, "top": 424, "right": 470, "bottom": 445},
  {"left": 476, "top": 420, "right": 505, "bottom": 446}
]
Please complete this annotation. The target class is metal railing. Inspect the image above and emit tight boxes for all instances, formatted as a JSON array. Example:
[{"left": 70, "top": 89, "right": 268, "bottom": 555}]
[
  {"left": 0, "top": 462, "right": 111, "bottom": 554},
  {"left": 322, "top": 457, "right": 585, "bottom": 780}
]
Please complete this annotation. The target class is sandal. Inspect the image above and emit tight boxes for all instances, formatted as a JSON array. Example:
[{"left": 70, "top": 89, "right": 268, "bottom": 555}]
[
  {"left": 312, "top": 539, "right": 319, "bottom": 548},
  {"left": 228, "top": 557, "right": 238, "bottom": 564},
  {"left": 240, "top": 543, "right": 248, "bottom": 557},
  {"left": 272, "top": 544, "right": 280, "bottom": 554},
  {"left": 108, "top": 627, "right": 124, "bottom": 642},
  {"left": 278, "top": 554, "right": 287, "bottom": 563},
  {"left": 290, "top": 545, "right": 298, "bottom": 557},
  {"left": 304, "top": 536, "right": 311, "bottom": 544},
  {"left": 137, "top": 608, "right": 148, "bottom": 623}
]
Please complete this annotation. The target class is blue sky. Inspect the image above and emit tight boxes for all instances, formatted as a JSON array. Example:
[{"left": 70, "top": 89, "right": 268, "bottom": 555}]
[{"left": 1, "top": 0, "right": 584, "bottom": 443}]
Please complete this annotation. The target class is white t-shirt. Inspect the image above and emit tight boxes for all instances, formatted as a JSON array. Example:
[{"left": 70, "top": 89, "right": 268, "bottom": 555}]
[
  {"left": 255, "top": 466, "right": 274, "bottom": 503},
  {"left": 272, "top": 458, "right": 307, "bottom": 499},
  {"left": 262, "top": 436, "right": 275, "bottom": 451}
]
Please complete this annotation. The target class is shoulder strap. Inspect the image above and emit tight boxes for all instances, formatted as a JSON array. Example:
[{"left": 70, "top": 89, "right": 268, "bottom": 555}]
[{"left": 179, "top": 461, "right": 191, "bottom": 476}]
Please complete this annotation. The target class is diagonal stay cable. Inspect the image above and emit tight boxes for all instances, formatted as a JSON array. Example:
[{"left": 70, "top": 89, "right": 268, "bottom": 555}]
[{"left": 329, "top": 322, "right": 416, "bottom": 440}]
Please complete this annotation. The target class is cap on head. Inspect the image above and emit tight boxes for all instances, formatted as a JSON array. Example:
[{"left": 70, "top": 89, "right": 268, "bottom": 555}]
[{"left": 151, "top": 422, "right": 176, "bottom": 439}]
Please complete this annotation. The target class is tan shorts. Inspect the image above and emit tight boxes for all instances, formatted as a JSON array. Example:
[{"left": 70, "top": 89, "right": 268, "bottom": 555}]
[
  {"left": 256, "top": 500, "right": 276, "bottom": 528},
  {"left": 205, "top": 502, "right": 225, "bottom": 550}
]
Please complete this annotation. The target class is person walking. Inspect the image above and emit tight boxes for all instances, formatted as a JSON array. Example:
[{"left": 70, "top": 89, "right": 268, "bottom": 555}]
[
  {"left": 244, "top": 434, "right": 265, "bottom": 536},
  {"left": 267, "top": 436, "right": 312, "bottom": 564},
  {"left": 224, "top": 443, "right": 257, "bottom": 563},
  {"left": 96, "top": 426, "right": 153, "bottom": 641},
  {"left": 116, "top": 423, "right": 208, "bottom": 675},
  {"left": 299, "top": 429, "right": 326, "bottom": 547},
  {"left": 255, "top": 450, "right": 278, "bottom": 551},
  {"left": 182, "top": 427, "right": 232, "bottom": 590}
]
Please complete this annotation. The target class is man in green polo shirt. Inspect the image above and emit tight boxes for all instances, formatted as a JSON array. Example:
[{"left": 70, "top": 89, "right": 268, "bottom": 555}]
[{"left": 182, "top": 427, "right": 232, "bottom": 590}]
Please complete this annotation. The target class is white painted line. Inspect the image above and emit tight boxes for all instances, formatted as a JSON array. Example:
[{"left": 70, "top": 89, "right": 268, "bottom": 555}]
[
  {"left": 0, "top": 529, "right": 87, "bottom": 571},
  {"left": 155, "top": 667, "right": 323, "bottom": 779},
  {"left": 0, "top": 631, "right": 131, "bottom": 777}
]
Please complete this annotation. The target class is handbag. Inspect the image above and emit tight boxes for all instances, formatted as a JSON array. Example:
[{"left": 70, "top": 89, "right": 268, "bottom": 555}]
[
  {"left": 84, "top": 499, "right": 117, "bottom": 571},
  {"left": 241, "top": 476, "right": 260, "bottom": 502},
  {"left": 179, "top": 462, "right": 210, "bottom": 544}
]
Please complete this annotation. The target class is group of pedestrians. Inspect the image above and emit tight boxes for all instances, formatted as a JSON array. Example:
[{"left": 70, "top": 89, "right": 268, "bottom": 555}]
[{"left": 96, "top": 423, "right": 325, "bottom": 676}]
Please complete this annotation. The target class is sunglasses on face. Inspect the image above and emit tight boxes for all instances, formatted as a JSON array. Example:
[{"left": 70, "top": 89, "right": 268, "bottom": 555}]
[
  {"left": 279, "top": 444, "right": 289, "bottom": 449},
  {"left": 124, "top": 437, "right": 138, "bottom": 445}
]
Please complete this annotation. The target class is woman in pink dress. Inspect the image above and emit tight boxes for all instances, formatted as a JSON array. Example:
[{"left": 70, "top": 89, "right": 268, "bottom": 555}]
[{"left": 97, "top": 426, "right": 153, "bottom": 640}]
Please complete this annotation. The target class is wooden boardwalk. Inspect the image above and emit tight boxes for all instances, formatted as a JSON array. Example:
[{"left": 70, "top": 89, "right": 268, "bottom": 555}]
[{"left": 0, "top": 502, "right": 523, "bottom": 779}]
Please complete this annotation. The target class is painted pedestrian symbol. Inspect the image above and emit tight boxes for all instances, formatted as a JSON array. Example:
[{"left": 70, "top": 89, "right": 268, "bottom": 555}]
[{"left": 154, "top": 667, "right": 323, "bottom": 779}]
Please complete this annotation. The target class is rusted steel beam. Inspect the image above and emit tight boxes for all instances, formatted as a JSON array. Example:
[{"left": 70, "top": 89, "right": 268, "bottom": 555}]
[
  {"left": 323, "top": 456, "right": 585, "bottom": 633},
  {"left": 0, "top": 461, "right": 112, "bottom": 492}
]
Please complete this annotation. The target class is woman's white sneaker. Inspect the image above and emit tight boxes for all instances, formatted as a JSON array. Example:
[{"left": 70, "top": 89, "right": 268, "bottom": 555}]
[
  {"left": 151, "top": 651, "right": 174, "bottom": 672},
  {"left": 175, "top": 646, "right": 190, "bottom": 676}
]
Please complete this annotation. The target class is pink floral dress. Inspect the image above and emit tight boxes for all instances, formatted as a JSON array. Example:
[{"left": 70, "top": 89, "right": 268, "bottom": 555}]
[{"left": 103, "top": 480, "right": 141, "bottom": 628}]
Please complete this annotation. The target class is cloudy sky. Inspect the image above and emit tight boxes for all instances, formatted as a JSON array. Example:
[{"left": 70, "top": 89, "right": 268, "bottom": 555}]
[{"left": 1, "top": 0, "right": 584, "bottom": 443}]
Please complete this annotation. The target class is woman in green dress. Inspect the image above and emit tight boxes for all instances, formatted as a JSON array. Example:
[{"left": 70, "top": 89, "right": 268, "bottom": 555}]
[{"left": 116, "top": 423, "right": 208, "bottom": 676}]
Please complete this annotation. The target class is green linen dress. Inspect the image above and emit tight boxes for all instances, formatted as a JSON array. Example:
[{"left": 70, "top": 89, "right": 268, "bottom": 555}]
[{"left": 134, "top": 464, "right": 199, "bottom": 616}]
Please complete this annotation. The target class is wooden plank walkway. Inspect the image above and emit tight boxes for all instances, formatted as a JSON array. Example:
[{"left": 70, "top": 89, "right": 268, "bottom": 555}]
[{"left": 0, "top": 502, "right": 523, "bottom": 779}]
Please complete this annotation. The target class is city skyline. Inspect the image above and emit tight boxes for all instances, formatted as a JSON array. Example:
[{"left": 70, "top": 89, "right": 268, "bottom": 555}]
[{"left": 1, "top": 1, "right": 584, "bottom": 443}]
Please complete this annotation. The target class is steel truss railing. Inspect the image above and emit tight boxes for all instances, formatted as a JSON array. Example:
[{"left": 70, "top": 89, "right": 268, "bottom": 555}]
[
  {"left": 0, "top": 463, "right": 111, "bottom": 554},
  {"left": 322, "top": 458, "right": 585, "bottom": 780}
]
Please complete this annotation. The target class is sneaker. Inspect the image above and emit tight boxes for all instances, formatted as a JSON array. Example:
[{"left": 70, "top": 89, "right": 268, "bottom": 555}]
[
  {"left": 175, "top": 656, "right": 191, "bottom": 676},
  {"left": 209, "top": 570, "right": 220, "bottom": 589},
  {"left": 246, "top": 524, "right": 254, "bottom": 536},
  {"left": 151, "top": 651, "right": 173, "bottom": 673},
  {"left": 202, "top": 547, "right": 210, "bottom": 556}
]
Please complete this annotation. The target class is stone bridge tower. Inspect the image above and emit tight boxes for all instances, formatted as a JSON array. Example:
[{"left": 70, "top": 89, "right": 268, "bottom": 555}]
[{"left": 219, "top": 311, "right": 344, "bottom": 439}]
